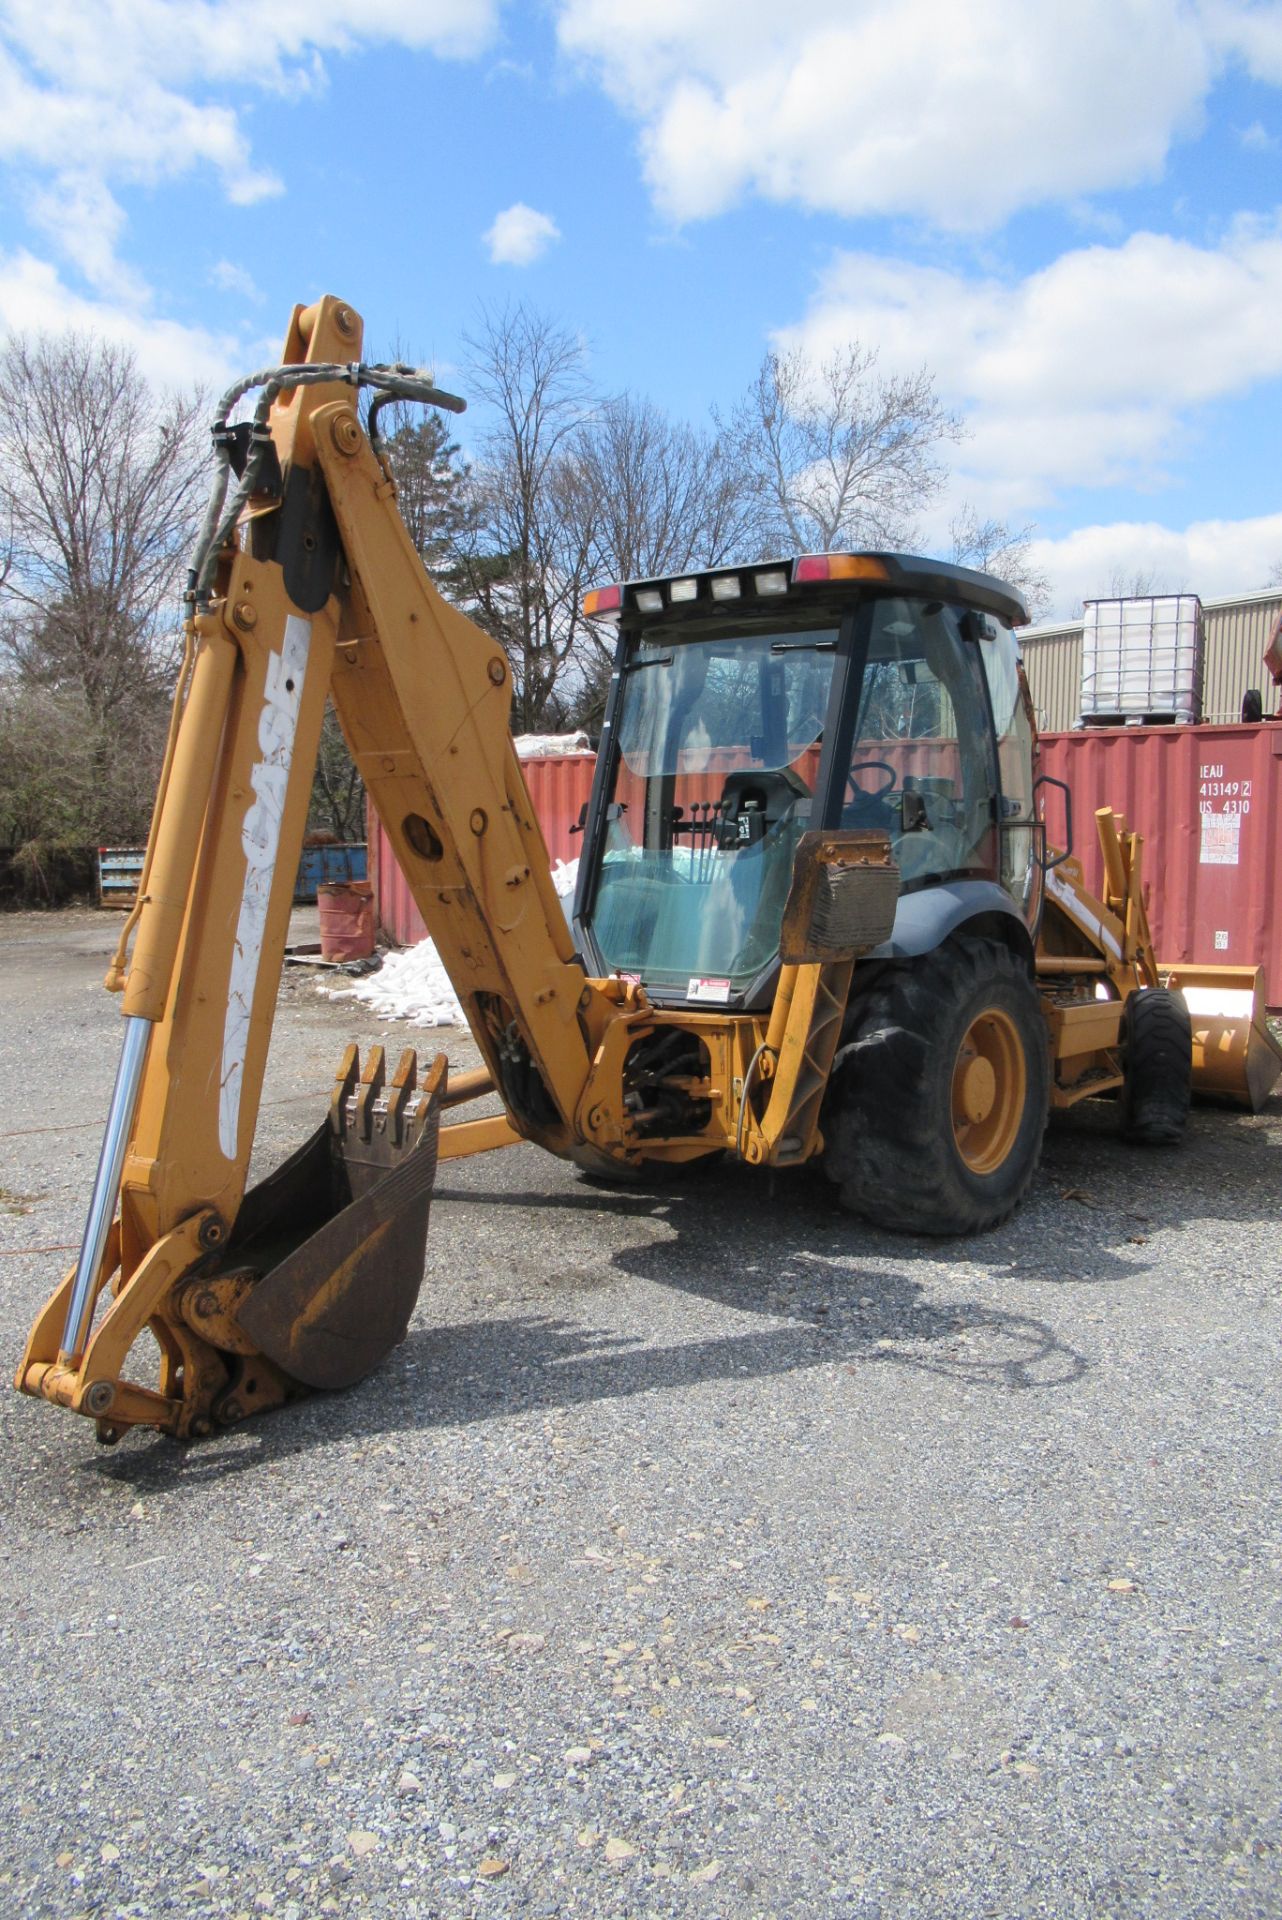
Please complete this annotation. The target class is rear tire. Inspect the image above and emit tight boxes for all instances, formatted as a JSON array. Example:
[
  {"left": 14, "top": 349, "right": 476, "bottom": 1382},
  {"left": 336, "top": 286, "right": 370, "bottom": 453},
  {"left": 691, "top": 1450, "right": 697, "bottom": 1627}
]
[
  {"left": 1119, "top": 988, "right": 1191, "bottom": 1145},
  {"left": 823, "top": 935, "right": 1050, "bottom": 1235}
]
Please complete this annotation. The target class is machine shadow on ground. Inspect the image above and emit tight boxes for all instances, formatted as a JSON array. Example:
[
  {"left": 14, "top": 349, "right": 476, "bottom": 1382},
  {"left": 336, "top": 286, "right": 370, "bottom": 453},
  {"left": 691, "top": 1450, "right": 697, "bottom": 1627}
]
[
  {"left": 79, "top": 1292, "right": 1086, "bottom": 1494},
  {"left": 70, "top": 1160, "right": 1095, "bottom": 1494},
  {"left": 35, "top": 1092, "right": 1278, "bottom": 1494}
]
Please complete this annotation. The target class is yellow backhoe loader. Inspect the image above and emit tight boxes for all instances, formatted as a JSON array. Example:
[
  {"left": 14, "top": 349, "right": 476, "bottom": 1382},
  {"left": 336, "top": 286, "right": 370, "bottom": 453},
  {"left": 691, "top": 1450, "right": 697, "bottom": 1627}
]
[{"left": 16, "top": 296, "right": 1281, "bottom": 1446}]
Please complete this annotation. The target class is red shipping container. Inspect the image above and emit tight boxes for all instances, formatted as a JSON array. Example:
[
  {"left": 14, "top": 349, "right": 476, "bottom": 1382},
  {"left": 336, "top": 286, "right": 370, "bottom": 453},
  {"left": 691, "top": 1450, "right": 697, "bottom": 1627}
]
[
  {"left": 369, "top": 725, "right": 1282, "bottom": 1007},
  {"left": 1039, "top": 723, "right": 1282, "bottom": 1002},
  {"left": 523, "top": 753, "right": 597, "bottom": 867},
  {"left": 369, "top": 752, "right": 596, "bottom": 949}
]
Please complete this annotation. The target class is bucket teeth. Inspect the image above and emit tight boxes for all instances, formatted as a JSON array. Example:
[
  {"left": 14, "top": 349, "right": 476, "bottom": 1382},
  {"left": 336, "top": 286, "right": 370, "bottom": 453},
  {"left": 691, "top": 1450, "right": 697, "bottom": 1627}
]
[{"left": 214, "top": 1047, "right": 447, "bottom": 1394}]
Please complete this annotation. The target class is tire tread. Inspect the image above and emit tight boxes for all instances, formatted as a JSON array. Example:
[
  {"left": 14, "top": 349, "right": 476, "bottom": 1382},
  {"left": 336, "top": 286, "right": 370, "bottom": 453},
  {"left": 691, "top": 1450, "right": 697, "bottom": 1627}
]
[
  {"left": 1120, "top": 989, "right": 1192, "bottom": 1146},
  {"left": 823, "top": 936, "right": 1049, "bottom": 1235}
]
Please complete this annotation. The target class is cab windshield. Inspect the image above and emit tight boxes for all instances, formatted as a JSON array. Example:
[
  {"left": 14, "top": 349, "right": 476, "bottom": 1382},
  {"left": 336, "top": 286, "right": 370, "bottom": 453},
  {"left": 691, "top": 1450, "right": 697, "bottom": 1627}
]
[{"left": 586, "top": 628, "right": 836, "bottom": 995}]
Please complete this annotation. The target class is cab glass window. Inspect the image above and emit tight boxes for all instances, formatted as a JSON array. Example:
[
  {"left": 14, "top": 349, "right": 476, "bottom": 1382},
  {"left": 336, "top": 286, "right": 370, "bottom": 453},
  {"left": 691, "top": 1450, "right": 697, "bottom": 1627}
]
[
  {"left": 587, "top": 628, "right": 837, "bottom": 993},
  {"left": 843, "top": 599, "right": 997, "bottom": 886}
]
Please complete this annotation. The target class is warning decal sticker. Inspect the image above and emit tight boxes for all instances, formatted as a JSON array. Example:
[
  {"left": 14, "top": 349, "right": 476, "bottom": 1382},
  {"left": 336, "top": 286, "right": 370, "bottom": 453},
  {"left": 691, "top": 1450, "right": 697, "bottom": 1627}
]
[{"left": 1199, "top": 810, "right": 1241, "bottom": 866}]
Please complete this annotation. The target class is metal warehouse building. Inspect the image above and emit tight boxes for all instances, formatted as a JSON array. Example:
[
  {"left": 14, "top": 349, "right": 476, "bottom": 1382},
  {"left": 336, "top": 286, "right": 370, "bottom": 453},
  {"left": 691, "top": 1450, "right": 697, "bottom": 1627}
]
[{"left": 1022, "top": 586, "right": 1282, "bottom": 733}]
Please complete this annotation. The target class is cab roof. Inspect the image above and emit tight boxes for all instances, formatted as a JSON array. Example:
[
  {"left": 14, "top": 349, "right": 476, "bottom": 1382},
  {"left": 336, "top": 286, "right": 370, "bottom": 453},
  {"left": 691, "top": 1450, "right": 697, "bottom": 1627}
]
[{"left": 583, "top": 551, "right": 1029, "bottom": 629}]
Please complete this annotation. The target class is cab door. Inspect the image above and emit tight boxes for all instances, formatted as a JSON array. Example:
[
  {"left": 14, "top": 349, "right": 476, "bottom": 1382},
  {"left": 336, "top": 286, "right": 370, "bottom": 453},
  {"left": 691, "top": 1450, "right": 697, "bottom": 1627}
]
[
  {"left": 840, "top": 597, "right": 1001, "bottom": 889},
  {"left": 976, "top": 625, "right": 1045, "bottom": 932}
]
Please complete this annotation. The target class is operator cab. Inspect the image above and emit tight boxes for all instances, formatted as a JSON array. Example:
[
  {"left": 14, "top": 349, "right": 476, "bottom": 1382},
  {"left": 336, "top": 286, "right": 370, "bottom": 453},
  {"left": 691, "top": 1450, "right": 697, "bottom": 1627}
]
[{"left": 574, "top": 553, "right": 1036, "bottom": 1011}]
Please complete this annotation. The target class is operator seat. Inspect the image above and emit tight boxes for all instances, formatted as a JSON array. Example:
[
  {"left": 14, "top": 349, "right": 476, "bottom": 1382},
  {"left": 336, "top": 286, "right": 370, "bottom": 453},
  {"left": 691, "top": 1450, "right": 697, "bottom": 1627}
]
[
  {"left": 708, "top": 765, "right": 811, "bottom": 980},
  {"left": 717, "top": 765, "right": 810, "bottom": 848}
]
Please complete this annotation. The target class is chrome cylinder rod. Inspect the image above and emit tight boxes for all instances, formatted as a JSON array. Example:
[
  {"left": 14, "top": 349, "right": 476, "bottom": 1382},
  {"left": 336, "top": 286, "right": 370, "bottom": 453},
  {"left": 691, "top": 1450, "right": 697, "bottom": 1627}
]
[{"left": 60, "top": 1015, "right": 152, "bottom": 1361}]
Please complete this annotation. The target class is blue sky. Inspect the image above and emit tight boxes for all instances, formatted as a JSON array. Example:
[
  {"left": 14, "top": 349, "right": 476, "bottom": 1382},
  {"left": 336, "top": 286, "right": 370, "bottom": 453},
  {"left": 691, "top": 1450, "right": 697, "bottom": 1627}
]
[{"left": 1, "top": 0, "right": 1281, "bottom": 617}]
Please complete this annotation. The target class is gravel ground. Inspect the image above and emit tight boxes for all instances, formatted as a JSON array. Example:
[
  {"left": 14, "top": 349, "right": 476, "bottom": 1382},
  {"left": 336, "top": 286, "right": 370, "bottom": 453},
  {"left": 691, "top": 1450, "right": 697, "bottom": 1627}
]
[{"left": 1, "top": 907, "right": 1280, "bottom": 1920}]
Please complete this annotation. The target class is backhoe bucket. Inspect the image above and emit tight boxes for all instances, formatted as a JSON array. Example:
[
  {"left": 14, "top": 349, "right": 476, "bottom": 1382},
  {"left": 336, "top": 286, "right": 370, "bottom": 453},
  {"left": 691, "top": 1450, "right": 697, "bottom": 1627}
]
[
  {"left": 189, "top": 1047, "right": 446, "bottom": 1405},
  {"left": 1163, "top": 965, "right": 1282, "bottom": 1112},
  {"left": 18, "top": 1044, "right": 446, "bottom": 1442}
]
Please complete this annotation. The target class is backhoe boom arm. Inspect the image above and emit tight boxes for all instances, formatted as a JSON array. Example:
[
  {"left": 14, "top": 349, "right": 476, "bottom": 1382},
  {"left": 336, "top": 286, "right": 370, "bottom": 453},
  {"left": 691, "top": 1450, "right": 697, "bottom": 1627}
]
[{"left": 16, "top": 295, "right": 613, "bottom": 1443}]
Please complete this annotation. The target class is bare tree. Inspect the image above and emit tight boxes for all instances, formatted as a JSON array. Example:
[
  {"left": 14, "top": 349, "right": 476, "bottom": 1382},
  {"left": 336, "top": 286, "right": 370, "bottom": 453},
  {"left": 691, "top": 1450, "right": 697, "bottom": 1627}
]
[
  {"left": 0, "top": 333, "right": 205, "bottom": 724},
  {"left": 724, "top": 344, "right": 960, "bottom": 555},
  {"left": 560, "top": 393, "right": 764, "bottom": 728},
  {"left": 949, "top": 507, "right": 1052, "bottom": 621},
  {"left": 309, "top": 708, "right": 367, "bottom": 842},
  {"left": 0, "top": 333, "right": 206, "bottom": 865},
  {"left": 574, "top": 393, "right": 761, "bottom": 584},
  {"left": 457, "top": 305, "right": 598, "bottom": 732},
  {"left": 0, "top": 679, "right": 97, "bottom": 847},
  {"left": 1105, "top": 568, "right": 1168, "bottom": 599}
]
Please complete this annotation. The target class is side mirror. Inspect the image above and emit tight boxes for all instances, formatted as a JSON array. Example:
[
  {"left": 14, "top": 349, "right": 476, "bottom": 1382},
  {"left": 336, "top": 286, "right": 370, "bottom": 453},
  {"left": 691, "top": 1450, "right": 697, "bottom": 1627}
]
[{"left": 1033, "top": 772, "right": 1073, "bottom": 869}]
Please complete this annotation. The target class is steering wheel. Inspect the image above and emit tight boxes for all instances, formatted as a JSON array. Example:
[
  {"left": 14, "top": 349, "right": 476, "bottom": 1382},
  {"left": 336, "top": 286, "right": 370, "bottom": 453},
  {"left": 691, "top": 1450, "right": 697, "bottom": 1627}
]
[{"left": 845, "top": 760, "right": 898, "bottom": 802}]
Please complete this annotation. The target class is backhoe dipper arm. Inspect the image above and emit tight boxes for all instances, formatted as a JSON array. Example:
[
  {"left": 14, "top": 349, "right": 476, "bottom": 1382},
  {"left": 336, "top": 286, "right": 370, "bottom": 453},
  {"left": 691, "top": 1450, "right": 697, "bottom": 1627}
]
[
  {"left": 17, "top": 295, "right": 609, "bottom": 1444},
  {"left": 311, "top": 399, "right": 607, "bottom": 1147}
]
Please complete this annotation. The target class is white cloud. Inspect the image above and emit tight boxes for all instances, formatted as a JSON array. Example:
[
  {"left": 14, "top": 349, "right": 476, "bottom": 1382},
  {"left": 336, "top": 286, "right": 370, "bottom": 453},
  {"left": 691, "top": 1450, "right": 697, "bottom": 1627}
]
[
  {"left": 210, "top": 258, "right": 265, "bottom": 302},
  {"left": 1028, "top": 510, "right": 1282, "bottom": 621},
  {"left": 1207, "top": 0, "right": 1282, "bottom": 85},
  {"left": 777, "top": 223, "right": 1282, "bottom": 528},
  {"left": 0, "top": 0, "right": 497, "bottom": 100},
  {"left": 484, "top": 202, "right": 562, "bottom": 266},
  {"left": 0, "top": 249, "right": 248, "bottom": 389},
  {"left": 1240, "top": 119, "right": 1278, "bottom": 149},
  {"left": 557, "top": 0, "right": 1218, "bottom": 226},
  {"left": 0, "top": 0, "right": 501, "bottom": 378},
  {"left": 27, "top": 172, "right": 148, "bottom": 299},
  {"left": 0, "top": 0, "right": 499, "bottom": 288}
]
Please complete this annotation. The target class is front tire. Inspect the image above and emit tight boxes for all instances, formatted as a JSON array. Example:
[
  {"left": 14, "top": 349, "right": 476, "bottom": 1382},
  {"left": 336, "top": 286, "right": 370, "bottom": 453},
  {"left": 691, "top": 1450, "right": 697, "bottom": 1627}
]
[
  {"left": 1119, "top": 988, "right": 1191, "bottom": 1145},
  {"left": 823, "top": 935, "right": 1050, "bottom": 1234}
]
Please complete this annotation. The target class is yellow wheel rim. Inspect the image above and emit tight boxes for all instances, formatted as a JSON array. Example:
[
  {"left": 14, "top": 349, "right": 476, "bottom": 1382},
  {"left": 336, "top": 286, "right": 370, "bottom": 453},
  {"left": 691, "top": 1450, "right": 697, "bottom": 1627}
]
[{"left": 951, "top": 1008, "right": 1026, "bottom": 1176}]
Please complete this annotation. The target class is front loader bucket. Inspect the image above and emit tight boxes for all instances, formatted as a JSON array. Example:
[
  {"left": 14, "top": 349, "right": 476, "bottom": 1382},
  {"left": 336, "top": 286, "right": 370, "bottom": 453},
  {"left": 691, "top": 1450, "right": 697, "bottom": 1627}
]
[
  {"left": 182, "top": 1046, "right": 446, "bottom": 1415},
  {"left": 1163, "top": 965, "right": 1282, "bottom": 1112}
]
